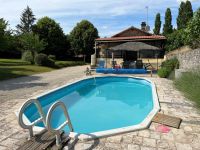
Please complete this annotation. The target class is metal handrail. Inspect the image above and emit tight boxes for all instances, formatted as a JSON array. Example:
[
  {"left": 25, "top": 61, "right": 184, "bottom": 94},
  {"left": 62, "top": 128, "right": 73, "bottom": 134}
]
[
  {"left": 46, "top": 101, "right": 73, "bottom": 147},
  {"left": 18, "top": 99, "right": 46, "bottom": 140}
]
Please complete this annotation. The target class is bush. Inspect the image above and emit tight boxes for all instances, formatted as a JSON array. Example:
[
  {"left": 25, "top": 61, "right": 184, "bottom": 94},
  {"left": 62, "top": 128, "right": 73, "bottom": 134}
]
[
  {"left": 22, "top": 51, "right": 34, "bottom": 64},
  {"left": 185, "top": 8, "right": 200, "bottom": 48},
  {"left": 48, "top": 55, "right": 56, "bottom": 61},
  {"left": 158, "top": 67, "right": 171, "bottom": 78},
  {"left": 158, "top": 58, "right": 179, "bottom": 78},
  {"left": 34, "top": 53, "right": 55, "bottom": 67},
  {"left": 174, "top": 69, "right": 200, "bottom": 108},
  {"left": 161, "top": 58, "right": 179, "bottom": 70}
]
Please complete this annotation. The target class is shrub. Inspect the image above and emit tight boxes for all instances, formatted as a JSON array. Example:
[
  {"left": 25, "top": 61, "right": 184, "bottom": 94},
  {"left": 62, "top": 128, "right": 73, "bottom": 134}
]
[
  {"left": 48, "top": 55, "right": 56, "bottom": 61},
  {"left": 22, "top": 51, "right": 34, "bottom": 64},
  {"left": 161, "top": 58, "right": 179, "bottom": 70},
  {"left": 34, "top": 53, "right": 55, "bottom": 67},
  {"left": 158, "top": 67, "right": 171, "bottom": 78},
  {"left": 158, "top": 58, "right": 179, "bottom": 78}
]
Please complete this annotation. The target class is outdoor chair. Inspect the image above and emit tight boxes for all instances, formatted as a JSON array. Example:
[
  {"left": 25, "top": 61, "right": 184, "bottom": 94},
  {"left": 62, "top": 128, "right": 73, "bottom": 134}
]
[
  {"left": 122, "top": 61, "right": 130, "bottom": 69},
  {"left": 136, "top": 60, "right": 143, "bottom": 69},
  {"left": 97, "top": 60, "right": 105, "bottom": 68},
  {"left": 129, "top": 61, "right": 137, "bottom": 69}
]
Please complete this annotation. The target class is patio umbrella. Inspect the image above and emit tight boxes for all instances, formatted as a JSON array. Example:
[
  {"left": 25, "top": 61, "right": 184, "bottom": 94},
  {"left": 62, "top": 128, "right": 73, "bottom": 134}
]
[
  {"left": 108, "top": 42, "right": 161, "bottom": 69},
  {"left": 109, "top": 42, "right": 160, "bottom": 51}
]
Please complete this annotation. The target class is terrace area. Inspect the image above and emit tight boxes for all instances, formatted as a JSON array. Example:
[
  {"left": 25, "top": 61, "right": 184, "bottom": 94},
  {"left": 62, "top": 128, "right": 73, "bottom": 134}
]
[{"left": 0, "top": 65, "right": 200, "bottom": 150}]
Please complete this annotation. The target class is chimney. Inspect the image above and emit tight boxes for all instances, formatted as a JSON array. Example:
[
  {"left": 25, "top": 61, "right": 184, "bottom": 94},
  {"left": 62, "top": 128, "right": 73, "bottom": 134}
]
[{"left": 141, "top": 22, "right": 146, "bottom": 31}]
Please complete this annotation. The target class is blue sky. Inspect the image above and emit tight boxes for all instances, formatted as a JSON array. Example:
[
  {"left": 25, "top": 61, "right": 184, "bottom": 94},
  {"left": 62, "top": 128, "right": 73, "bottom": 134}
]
[{"left": 0, "top": 0, "right": 199, "bottom": 37}]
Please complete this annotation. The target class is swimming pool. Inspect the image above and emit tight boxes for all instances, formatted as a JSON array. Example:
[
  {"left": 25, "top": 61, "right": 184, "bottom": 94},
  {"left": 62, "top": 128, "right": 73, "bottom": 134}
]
[{"left": 22, "top": 76, "right": 159, "bottom": 140}]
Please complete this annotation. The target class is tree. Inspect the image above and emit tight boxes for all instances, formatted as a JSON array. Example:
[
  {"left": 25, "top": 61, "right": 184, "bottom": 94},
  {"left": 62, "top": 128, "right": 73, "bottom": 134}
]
[
  {"left": 33, "top": 17, "right": 68, "bottom": 59},
  {"left": 19, "top": 33, "right": 46, "bottom": 63},
  {"left": 16, "top": 6, "right": 36, "bottom": 34},
  {"left": 185, "top": 8, "right": 200, "bottom": 48},
  {"left": 70, "top": 20, "right": 99, "bottom": 62},
  {"left": 0, "top": 18, "right": 9, "bottom": 51},
  {"left": 165, "top": 29, "right": 186, "bottom": 51},
  {"left": 153, "top": 13, "right": 161, "bottom": 35},
  {"left": 163, "top": 8, "right": 173, "bottom": 35},
  {"left": 177, "top": 1, "right": 193, "bottom": 30},
  {"left": 177, "top": 2, "right": 186, "bottom": 30},
  {"left": 185, "top": 1, "right": 193, "bottom": 24}
]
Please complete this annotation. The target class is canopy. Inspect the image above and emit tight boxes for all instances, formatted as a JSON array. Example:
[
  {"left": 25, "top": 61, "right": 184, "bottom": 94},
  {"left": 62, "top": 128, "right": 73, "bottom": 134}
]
[{"left": 109, "top": 42, "right": 160, "bottom": 51}]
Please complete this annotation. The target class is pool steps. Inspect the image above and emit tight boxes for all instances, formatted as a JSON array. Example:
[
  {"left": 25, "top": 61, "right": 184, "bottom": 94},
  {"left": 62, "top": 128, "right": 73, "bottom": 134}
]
[{"left": 18, "top": 99, "right": 73, "bottom": 148}]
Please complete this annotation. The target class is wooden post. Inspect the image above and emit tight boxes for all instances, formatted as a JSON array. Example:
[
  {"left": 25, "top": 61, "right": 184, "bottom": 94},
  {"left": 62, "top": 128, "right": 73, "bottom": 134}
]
[
  {"left": 95, "top": 41, "right": 97, "bottom": 66},
  {"left": 112, "top": 52, "right": 114, "bottom": 68},
  {"left": 106, "top": 49, "right": 107, "bottom": 68}
]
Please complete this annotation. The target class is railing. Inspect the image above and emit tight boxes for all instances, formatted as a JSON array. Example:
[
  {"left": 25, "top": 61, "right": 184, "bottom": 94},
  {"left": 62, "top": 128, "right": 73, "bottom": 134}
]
[
  {"left": 46, "top": 101, "right": 74, "bottom": 147},
  {"left": 18, "top": 99, "right": 74, "bottom": 148},
  {"left": 18, "top": 99, "right": 46, "bottom": 140}
]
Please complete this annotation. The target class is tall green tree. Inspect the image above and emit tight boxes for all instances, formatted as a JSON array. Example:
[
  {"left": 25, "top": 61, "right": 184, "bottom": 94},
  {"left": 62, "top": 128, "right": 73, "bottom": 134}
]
[
  {"left": 0, "top": 18, "right": 21, "bottom": 58},
  {"left": 177, "top": 2, "right": 186, "bottom": 30},
  {"left": 33, "top": 17, "right": 68, "bottom": 59},
  {"left": 185, "top": 8, "right": 200, "bottom": 48},
  {"left": 0, "top": 18, "right": 8, "bottom": 51},
  {"left": 177, "top": 1, "right": 193, "bottom": 30},
  {"left": 16, "top": 6, "right": 36, "bottom": 34},
  {"left": 185, "top": 1, "right": 193, "bottom": 24},
  {"left": 70, "top": 20, "right": 99, "bottom": 62},
  {"left": 163, "top": 8, "right": 173, "bottom": 35},
  {"left": 19, "top": 33, "right": 46, "bottom": 63},
  {"left": 153, "top": 13, "right": 161, "bottom": 35}
]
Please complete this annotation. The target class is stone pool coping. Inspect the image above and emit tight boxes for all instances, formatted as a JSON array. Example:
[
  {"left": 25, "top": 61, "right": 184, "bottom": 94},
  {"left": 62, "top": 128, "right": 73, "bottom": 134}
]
[{"left": 15, "top": 75, "right": 160, "bottom": 141}]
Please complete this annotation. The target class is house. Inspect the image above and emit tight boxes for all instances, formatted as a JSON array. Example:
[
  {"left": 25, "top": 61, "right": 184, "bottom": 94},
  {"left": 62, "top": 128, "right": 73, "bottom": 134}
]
[{"left": 92, "top": 22, "right": 166, "bottom": 69}]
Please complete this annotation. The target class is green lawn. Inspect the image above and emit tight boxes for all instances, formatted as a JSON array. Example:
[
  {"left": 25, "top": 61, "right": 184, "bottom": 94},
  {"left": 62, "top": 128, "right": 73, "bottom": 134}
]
[
  {"left": 0, "top": 59, "right": 55, "bottom": 80},
  {"left": 0, "top": 59, "right": 86, "bottom": 81},
  {"left": 174, "top": 69, "right": 200, "bottom": 108}
]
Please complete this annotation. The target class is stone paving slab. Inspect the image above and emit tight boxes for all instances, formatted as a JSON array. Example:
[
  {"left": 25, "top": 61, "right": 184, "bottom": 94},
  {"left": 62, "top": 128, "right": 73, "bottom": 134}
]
[{"left": 0, "top": 68, "right": 200, "bottom": 150}]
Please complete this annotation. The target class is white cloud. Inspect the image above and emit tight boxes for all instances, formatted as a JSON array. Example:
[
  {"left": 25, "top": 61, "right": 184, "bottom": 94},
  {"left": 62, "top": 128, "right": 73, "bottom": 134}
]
[{"left": 0, "top": 0, "right": 199, "bottom": 36}]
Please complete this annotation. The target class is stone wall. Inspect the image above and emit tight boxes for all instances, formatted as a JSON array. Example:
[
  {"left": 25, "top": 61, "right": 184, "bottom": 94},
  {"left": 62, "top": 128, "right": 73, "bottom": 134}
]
[{"left": 166, "top": 46, "right": 200, "bottom": 70}]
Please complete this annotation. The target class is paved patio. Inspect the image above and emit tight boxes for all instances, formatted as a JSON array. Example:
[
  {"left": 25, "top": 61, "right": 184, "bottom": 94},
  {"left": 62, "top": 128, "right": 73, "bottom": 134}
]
[{"left": 0, "top": 65, "right": 200, "bottom": 150}]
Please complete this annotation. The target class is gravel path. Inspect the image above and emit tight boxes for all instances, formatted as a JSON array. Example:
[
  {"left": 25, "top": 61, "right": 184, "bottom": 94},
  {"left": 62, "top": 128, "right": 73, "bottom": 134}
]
[{"left": 0, "top": 65, "right": 88, "bottom": 103}]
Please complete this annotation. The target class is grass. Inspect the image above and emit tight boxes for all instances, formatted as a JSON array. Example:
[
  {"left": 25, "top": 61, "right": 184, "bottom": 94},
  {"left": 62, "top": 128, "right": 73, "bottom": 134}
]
[
  {"left": 0, "top": 59, "right": 86, "bottom": 81},
  {"left": 0, "top": 59, "right": 54, "bottom": 80},
  {"left": 174, "top": 69, "right": 200, "bottom": 108}
]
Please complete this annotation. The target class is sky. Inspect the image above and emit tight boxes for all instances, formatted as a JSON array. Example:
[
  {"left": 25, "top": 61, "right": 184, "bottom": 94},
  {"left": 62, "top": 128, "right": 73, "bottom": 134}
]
[{"left": 0, "top": 0, "right": 199, "bottom": 37}]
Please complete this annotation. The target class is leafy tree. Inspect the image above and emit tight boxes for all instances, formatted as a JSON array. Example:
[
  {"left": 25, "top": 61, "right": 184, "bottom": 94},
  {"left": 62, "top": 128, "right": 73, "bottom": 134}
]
[
  {"left": 163, "top": 8, "right": 173, "bottom": 35},
  {"left": 177, "top": 1, "right": 193, "bottom": 30},
  {"left": 19, "top": 33, "right": 46, "bottom": 63},
  {"left": 185, "top": 8, "right": 200, "bottom": 48},
  {"left": 185, "top": 1, "right": 193, "bottom": 24},
  {"left": 0, "top": 18, "right": 9, "bottom": 51},
  {"left": 177, "top": 2, "right": 186, "bottom": 30},
  {"left": 0, "top": 18, "right": 21, "bottom": 58},
  {"left": 16, "top": 6, "right": 36, "bottom": 34},
  {"left": 33, "top": 17, "right": 68, "bottom": 59},
  {"left": 153, "top": 13, "right": 161, "bottom": 35},
  {"left": 70, "top": 20, "right": 99, "bottom": 62},
  {"left": 165, "top": 29, "right": 186, "bottom": 51}
]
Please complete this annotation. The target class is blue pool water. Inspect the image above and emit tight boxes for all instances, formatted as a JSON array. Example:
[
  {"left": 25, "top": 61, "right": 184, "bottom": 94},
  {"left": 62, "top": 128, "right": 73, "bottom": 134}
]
[{"left": 24, "top": 77, "right": 153, "bottom": 134}]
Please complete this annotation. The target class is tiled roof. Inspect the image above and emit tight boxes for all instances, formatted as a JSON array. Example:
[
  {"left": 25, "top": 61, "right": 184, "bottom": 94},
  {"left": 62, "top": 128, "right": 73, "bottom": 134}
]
[
  {"left": 96, "top": 35, "right": 166, "bottom": 42},
  {"left": 111, "top": 26, "right": 152, "bottom": 37}
]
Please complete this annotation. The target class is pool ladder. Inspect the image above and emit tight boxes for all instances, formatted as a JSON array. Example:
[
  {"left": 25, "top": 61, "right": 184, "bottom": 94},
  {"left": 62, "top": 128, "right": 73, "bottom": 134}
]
[{"left": 18, "top": 99, "right": 74, "bottom": 148}]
